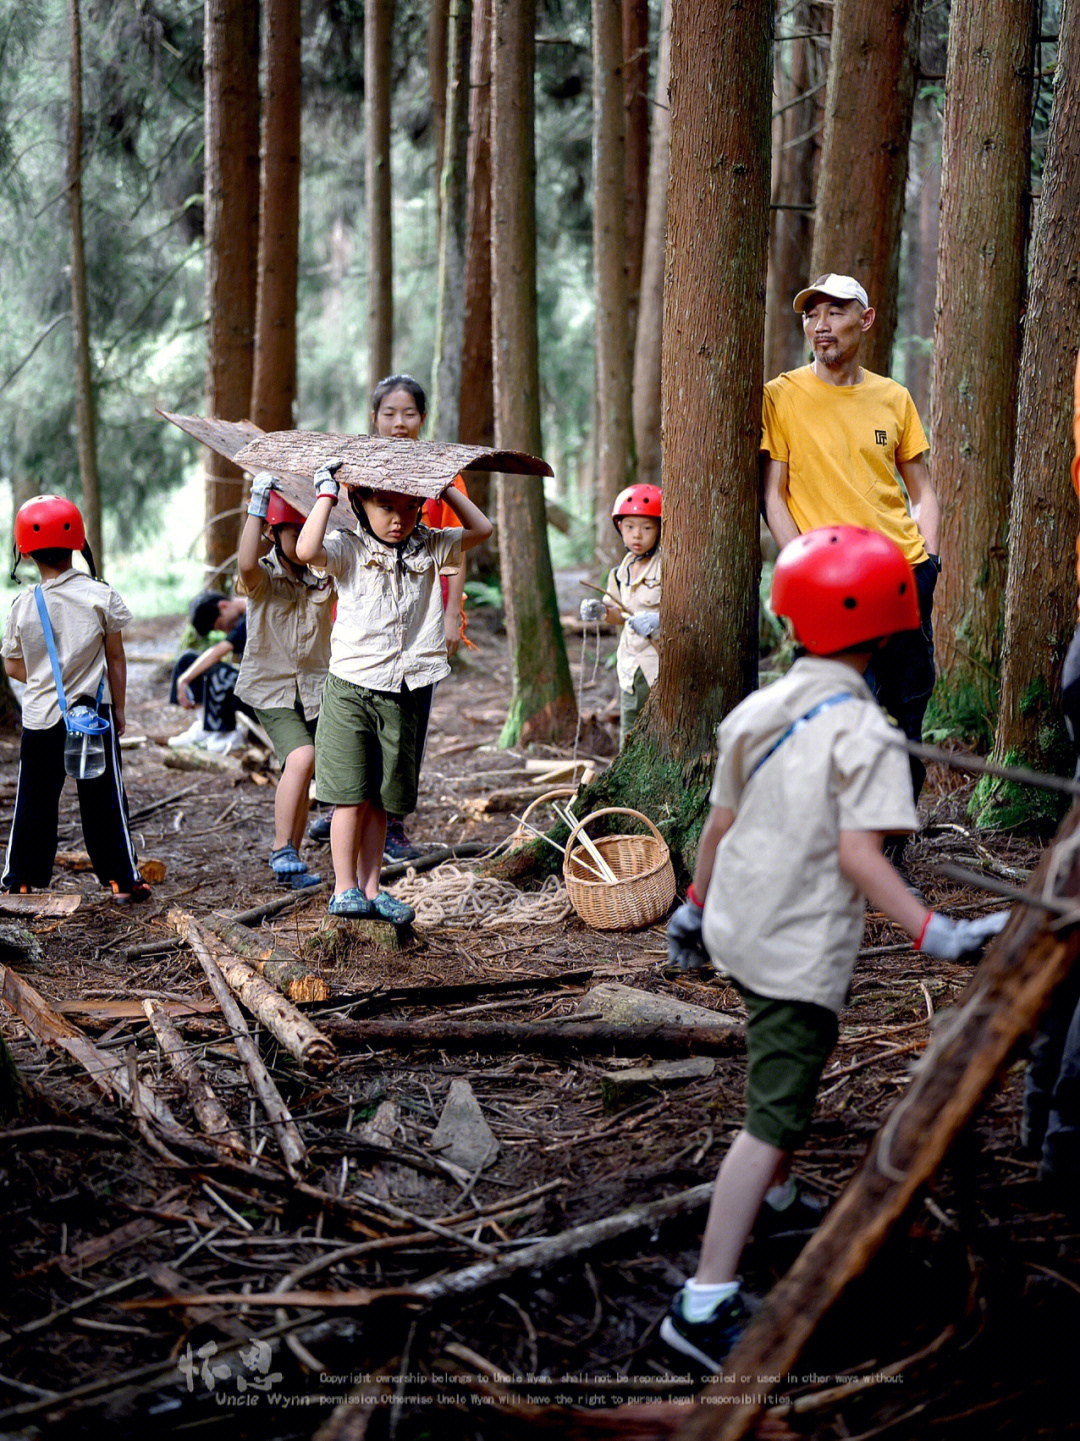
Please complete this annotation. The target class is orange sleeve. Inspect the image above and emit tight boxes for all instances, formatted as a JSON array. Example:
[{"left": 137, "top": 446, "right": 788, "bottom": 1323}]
[{"left": 422, "top": 473, "right": 469, "bottom": 530}]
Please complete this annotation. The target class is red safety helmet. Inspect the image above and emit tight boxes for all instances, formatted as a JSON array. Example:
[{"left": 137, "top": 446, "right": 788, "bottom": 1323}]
[
  {"left": 611, "top": 483, "right": 662, "bottom": 531},
  {"left": 771, "top": 525, "right": 920, "bottom": 655},
  {"left": 14, "top": 494, "right": 86, "bottom": 555},
  {"left": 265, "top": 492, "right": 306, "bottom": 528}
]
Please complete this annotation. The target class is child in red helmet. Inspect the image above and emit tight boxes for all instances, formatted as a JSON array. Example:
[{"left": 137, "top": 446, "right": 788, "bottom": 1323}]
[
  {"left": 659, "top": 525, "right": 1009, "bottom": 1374},
  {"left": 2, "top": 495, "right": 149, "bottom": 901},
  {"left": 579, "top": 483, "right": 662, "bottom": 746},
  {"left": 234, "top": 474, "right": 335, "bottom": 887}
]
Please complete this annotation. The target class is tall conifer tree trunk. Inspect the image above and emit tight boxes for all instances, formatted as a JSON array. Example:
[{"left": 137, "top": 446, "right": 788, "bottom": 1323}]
[
  {"left": 366, "top": 0, "right": 393, "bottom": 396},
  {"left": 491, "top": 0, "right": 576, "bottom": 747},
  {"left": 978, "top": 0, "right": 1080, "bottom": 826},
  {"left": 205, "top": 0, "right": 260, "bottom": 580},
  {"left": 431, "top": 0, "right": 471, "bottom": 441},
  {"left": 809, "top": 0, "right": 919, "bottom": 376},
  {"left": 930, "top": 0, "right": 1035, "bottom": 742},
  {"left": 631, "top": 0, "right": 671, "bottom": 492},
  {"left": 67, "top": 0, "right": 102, "bottom": 568},
  {"left": 623, "top": 0, "right": 649, "bottom": 334},
  {"left": 593, "top": 0, "right": 633, "bottom": 563},
  {"left": 252, "top": 0, "right": 301, "bottom": 433},
  {"left": 429, "top": 0, "right": 450, "bottom": 229},
  {"left": 580, "top": 0, "right": 772, "bottom": 872}
]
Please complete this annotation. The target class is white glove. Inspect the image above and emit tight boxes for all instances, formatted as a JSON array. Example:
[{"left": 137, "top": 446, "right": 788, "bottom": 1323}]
[
  {"left": 579, "top": 598, "right": 605, "bottom": 623},
  {"left": 628, "top": 611, "right": 660, "bottom": 638},
  {"left": 666, "top": 899, "right": 711, "bottom": 971},
  {"left": 314, "top": 457, "right": 344, "bottom": 500},
  {"left": 918, "top": 910, "right": 1009, "bottom": 962},
  {"left": 247, "top": 472, "right": 275, "bottom": 518}
]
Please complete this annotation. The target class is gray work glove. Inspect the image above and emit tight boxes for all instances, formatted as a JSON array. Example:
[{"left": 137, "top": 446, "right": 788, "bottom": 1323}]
[
  {"left": 313, "top": 457, "right": 344, "bottom": 500},
  {"left": 666, "top": 899, "right": 711, "bottom": 971},
  {"left": 579, "top": 598, "right": 606, "bottom": 623},
  {"left": 628, "top": 610, "right": 660, "bottom": 638},
  {"left": 247, "top": 471, "right": 275, "bottom": 519},
  {"left": 918, "top": 910, "right": 1009, "bottom": 963}
]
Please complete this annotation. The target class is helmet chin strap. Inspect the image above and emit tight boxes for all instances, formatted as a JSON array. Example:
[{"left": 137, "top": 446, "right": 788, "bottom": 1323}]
[{"left": 81, "top": 542, "right": 97, "bottom": 579}]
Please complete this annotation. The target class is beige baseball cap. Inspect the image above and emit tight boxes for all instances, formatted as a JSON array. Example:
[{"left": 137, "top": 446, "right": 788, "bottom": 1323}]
[{"left": 792, "top": 273, "right": 870, "bottom": 313}]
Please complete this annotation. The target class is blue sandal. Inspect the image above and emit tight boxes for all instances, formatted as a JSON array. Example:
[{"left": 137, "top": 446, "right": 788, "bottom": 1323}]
[
  {"left": 270, "top": 843, "right": 308, "bottom": 877},
  {"left": 328, "top": 888, "right": 373, "bottom": 918},
  {"left": 372, "top": 891, "right": 415, "bottom": 925}
]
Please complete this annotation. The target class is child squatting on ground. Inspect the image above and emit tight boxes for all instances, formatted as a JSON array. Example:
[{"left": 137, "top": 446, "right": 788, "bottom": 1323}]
[
  {"left": 235, "top": 474, "right": 335, "bottom": 890},
  {"left": 170, "top": 589, "right": 249, "bottom": 754},
  {"left": 294, "top": 455, "right": 492, "bottom": 923},
  {"left": 660, "top": 525, "right": 1009, "bottom": 1373},
  {"left": 579, "top": 483, "right": 662, "bottom": 747},
  {"left": 2, "top": 495, "right": 149, "bottom": 902}
]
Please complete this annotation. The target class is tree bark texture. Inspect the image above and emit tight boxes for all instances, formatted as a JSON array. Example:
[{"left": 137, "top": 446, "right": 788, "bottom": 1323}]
[
  {"left": 929, "top": 0, "right": 1035, "bottom": 744},
  {"left": 252, "top": 0, "right": 301, "bottom": 434},
  {"left": 429, "top": 0, "right": 450, "bottom": 228},
  {"left": 904, "top": 117, "right": 938, "bottom": 419},
  {"left": 460, "top": 0, "right": 497, "bottom": 572},
  {"left": 623, "top": 0, "right": 650, "bottom": 322},
  {"left": 491, "top": 0, "right": 577, "bottom": 746},
  {"left": 593, "top": 0, "right": 634, "bottom": 565},
  {"left": 809, "top": 0, "right": 919, "bottom": 377},
  {"left": 647, "top": 0, "right": 771, "bottom": 762},
  {"left": 984, "top": 0, "right": 1080, "bottom": 818},
  {"left": 431, "top": 0, "right": 471, "bottom": 442},
  {"left": 365, "top": 0, "right": 393, "bottom": 397},
  {"left": 67, "top": 0, "right": 103, "bottom": 568},
  {"left": 631, "top": 0, "right": 671, "bottom": 492},
  {"left": 204, "top": 0, "right": 260, "bottom": 579}
]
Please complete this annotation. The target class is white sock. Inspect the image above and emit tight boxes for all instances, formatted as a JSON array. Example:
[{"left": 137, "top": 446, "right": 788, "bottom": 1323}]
[
  {"left": 680, "top": 1278, "right": 740, "bottom": 1321},
  {"left": 765, "top": 1178, "right": 797, "bottom": 1211}
]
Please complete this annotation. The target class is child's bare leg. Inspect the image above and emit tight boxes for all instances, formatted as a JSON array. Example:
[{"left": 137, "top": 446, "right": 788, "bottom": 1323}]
[
  {"left": 695, "top": 1129, "right": 788, "bottom": 1284},
  {"left": 357, "top": 805, "right": 388, "bottom": 897},
  {"left": 330, "top": 804, "right": 363, "bottom": 895},
  {"left": 275, "top": 745, "right": 315, "bottom": 850}
]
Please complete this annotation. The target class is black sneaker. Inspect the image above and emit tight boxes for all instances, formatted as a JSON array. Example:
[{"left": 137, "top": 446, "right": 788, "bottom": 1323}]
[
  {"left": 308, "top": 812, "right": 333, "bottom": 844},
  {"left": 659, "top": 1288, "right": 750, "bottom": 1373},
  {"left": 753, "top": 1186, "right": 830, "bottom": 1239},
  {"left": 383, "top": 817, "right": 424, "bottom": 863}
]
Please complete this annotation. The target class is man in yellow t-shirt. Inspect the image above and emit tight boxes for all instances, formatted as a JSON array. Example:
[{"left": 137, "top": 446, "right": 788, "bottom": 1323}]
[{"left": 761, "top": 273, "right": 941, "bottom": 803}]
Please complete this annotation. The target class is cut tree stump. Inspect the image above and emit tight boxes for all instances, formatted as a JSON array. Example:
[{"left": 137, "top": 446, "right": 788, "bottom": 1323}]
[
  {"left": 318, "top": 915, "right": 415, "bottom": 954},
  {"left": 663, "top": 801, "right": 1080, "bottom": 1441}
]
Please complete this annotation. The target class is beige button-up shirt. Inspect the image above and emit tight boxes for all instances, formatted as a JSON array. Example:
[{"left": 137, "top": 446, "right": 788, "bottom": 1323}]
[
  {"left": 702, "top": 655, "right": 918, "bottom": 1014},
  {"left": 235, "top": 555, "right": 335, "bottom": 719},
  {"left": 321, "top": 524, "right": 463, "bottom": 692},
  {"left": 2, "top": 570, "right": 131, "bottom": 729},
  {"left": 606, "top": 549, "right": 661, "bottom": 691}
]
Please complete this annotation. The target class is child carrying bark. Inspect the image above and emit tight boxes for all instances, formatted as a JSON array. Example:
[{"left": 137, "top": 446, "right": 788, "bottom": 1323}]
[
  {"left": 294, "top": 456, "right": 492, "bottom": 922},
  {"left": 2, "top": 495, "right": 148, "bottom": 901},
  {"left": 235, "top": 473, "right": 335, "bottom": 888},
  {"left": 579, "top": 484, "right": 662, "bottom": 746},
  {"left": 660, "top": 525, "right": 1008, "bottom": 1372}
]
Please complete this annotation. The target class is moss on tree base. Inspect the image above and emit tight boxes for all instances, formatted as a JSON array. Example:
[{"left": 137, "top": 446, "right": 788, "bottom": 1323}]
[{"left": 969, "top": 749, "right": 1071, "bottom": 833}]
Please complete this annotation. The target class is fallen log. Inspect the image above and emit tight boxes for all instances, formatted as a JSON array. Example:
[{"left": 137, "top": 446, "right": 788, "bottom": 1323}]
[
  {"left": 666, "top": 803, "right": 1080, "bottom": 1441},
  {"left": 169, "top": 907, "right": 335, "bottom": 1072},
  {"left": 319, "top": 1017, "right": 743, "bottom": 1058},
  {"left": 202, "top": 912, "right": 331, "bottom": 1002},
  {"left": 143, "top": 1000, "right": 249, "bottom": 1159},
  {"left": 173, "top": 915, "right": 307, "bottom": 1177}
]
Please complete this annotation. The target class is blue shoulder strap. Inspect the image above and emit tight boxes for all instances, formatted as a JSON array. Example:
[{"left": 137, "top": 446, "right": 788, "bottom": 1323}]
[
  {"left": 747, "top": 691, "right": 855, "bottom": 782},
  {"left": 33, "top": 585, "right": 105, "bottom": 721}
]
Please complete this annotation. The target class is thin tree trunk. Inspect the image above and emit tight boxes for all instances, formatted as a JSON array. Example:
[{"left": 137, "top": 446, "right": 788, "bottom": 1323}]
[
  {"left": 623, "top": 0, "right": 649, "bottom": 331},
  {"left": 593, "top": 0, "right": 633, "bottom": 564},
  {"left": 809, "top": 0, "right": 920, "bottom": 376},
  {"left": 930, "top": 0, "right": 1035, "bottom": 746},
  {"left": 491, "top": 0, "right": 577, "bottom": 747},
  {"left": 978, "top": 0, "right": 1080, "bottom": 825},
  {"left": 583, "top": 0, "right": 772, "bottom": 875},
  {"left": 431, "top": 0, "right": 471, "bottom": 442},
  {"left": 631, "top": 0, "right": 671, "bottom": 492},
  {"left": 459, "top": 0, "right": 496, "bottom": 573},
  {"left": 366, "top": 0, "right": 393, "bottom": 396},
  {"left": 429, "top": 0, "right": 450, "bottom": 230},
  {"left": 252, "top": 0, "right": 301, "bottom": 433},
  {"left": 205, "top": 0, "right": 260, "bottom": 581},
  {"left": 67, "top": 0, "right": 103, "bottom": 569}
]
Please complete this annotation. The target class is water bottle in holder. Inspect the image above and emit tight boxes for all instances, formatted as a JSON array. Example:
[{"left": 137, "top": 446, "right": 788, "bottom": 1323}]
[{"left": 63, "top": 704, "right": 109, "bottom": 779}]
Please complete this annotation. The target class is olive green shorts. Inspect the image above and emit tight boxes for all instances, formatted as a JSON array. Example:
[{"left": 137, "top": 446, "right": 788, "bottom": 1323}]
[
  {"left": 254, "top": 698, "right": 317, "bottom": 768},
  {"left": 619, "top": 667, "right": 651, "bottom": 746},
  {"left": 738, "top": 984, "right": 839, "bottom": 1152},
  {"left": 314, "top": 673, "right": 432, "bottom": 813}
]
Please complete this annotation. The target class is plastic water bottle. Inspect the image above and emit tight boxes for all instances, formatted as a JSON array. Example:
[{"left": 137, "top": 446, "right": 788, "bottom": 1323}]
[{"left": 64, "top": 707, "right": 107, "bottom": 780}]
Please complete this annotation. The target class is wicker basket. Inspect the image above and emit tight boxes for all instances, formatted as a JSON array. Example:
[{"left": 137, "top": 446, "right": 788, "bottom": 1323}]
[
  {"left": 562, "top": 807, "right": 676, "bottom": 931},
  {"left": 507, "top": 787, "right": 578, "bottom": 851}
]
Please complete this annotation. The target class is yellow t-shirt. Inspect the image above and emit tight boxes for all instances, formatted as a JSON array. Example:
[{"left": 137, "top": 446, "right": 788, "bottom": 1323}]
[{"left": 761, "top": 365, "right": 930, "bottom": 565}]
